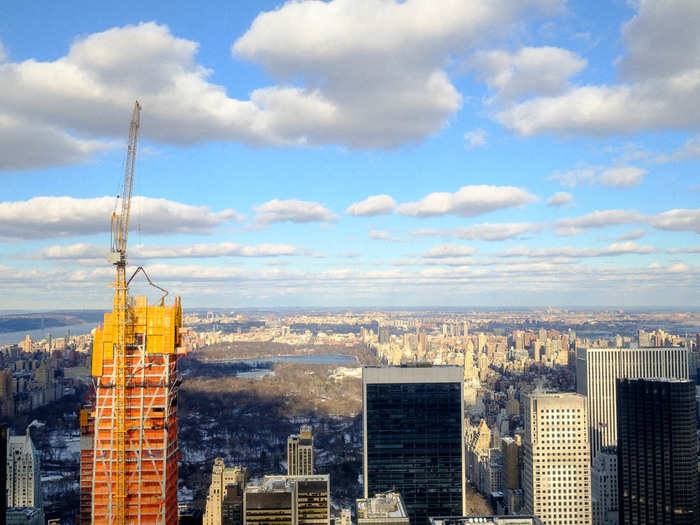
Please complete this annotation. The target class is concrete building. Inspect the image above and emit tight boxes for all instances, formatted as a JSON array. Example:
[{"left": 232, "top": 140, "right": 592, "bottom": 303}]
[
  {"left": 244, "top": 475, "right": 330, "bottom": 525},
  {"left": 523, "top": 392, "right": 592, "bottom": 525},
  {"left": 6, "top": 507, "right": 44, "bottom": 525},
  {"left": 287, "top": 426, "right": 314, "bottom": 476},
  {"left": 244, "top": 477, "right": 296, "bottom": 525},
  {"left": 363, "top": 365, "right": 465, "bottom": 525},
  {"left": 591, "top": 448, "right": 618, "bottom": 525},
  {"left": 356, "top": 492, "right": 409, "bottom": 525},
  {"left": 203, "top": 459, "right": 247, "bottom": 525},
  {"left": 617, "top": 378, "right": 698, "bottom": 524},
  {"left": 339, "top": 508, "right": 352, "bottom": 525},
  {"left": 428, "top": 517, "right": 543, "bottom": 525},
  {"left": 7, "top": 431, "right": 41, "bottom": 509},
  {"left": 1, "top": 424, "right": 7, "bottom": 520},
  {"left": 576, "top": 347, "right": 690, "bottom": 458}
]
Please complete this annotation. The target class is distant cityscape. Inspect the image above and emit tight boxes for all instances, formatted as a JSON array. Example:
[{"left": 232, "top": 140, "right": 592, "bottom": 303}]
[{"left": 0, "top": 307, "right": 699, "bottom": 524}]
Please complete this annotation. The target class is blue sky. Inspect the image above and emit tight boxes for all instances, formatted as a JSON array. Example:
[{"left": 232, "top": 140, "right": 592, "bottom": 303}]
[{"left": 0, "top": 0, "right": 698, "bottom": 309}]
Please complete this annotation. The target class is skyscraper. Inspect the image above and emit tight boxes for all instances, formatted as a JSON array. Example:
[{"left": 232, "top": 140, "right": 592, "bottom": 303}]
[
  {"left": 81, "top": 296, "right": 184, "bottom": 524},
  {"left": 203, "top": 459, "right": 247, "bottom": 525},
  {"left": 522, "top": 392, "right": 592, "bottom": 525},
  {"left": 617, "top": 378, "right": 698, "bottom": 524},
  {"left": 576, "top": 347, "right": 690, "bottom": 457},
  {"left": 7, "top": 430, "right": 42, "bottom": 510},
  {"left": 287, "top": 426, "right": 314, "bottom": 476},
  {"left": 363, "top": 365, "right": 465, "bottom": 525}
]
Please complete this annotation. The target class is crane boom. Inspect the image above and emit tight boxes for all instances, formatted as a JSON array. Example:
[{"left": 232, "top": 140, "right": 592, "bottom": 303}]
[{"left": 111, "top": 101, "right": 141, "bottom": 261}]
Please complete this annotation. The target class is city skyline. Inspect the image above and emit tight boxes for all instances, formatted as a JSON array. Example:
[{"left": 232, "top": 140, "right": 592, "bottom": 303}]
[{"left": 1, "top": 0, "right": 699, "bottom": 310}]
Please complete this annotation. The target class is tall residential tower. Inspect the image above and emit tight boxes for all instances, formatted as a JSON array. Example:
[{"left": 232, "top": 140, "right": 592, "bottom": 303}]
[
  {"left": 576, "top": 347, "right": 690, "bottom": 457},
  {"left": 523, "top": 392, "right": 592, "bottom": 525},
  {"left": 287, "top": 426, "right": 314, "bottom": 476}
]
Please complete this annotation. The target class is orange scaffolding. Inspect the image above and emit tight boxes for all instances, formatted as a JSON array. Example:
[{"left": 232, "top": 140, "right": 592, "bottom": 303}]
[{"left": 80, "top": 297, "right": 184, "bottom": 524}]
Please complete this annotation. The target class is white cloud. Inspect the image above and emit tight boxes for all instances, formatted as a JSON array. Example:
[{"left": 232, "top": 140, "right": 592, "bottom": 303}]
[
  {"left": 397, "top": 185, "right": 537, "bottom": 218},
  {"left": 554, "top": 209, "right": 645, "bottom": 235},
  {"left": 668, "top": 245, "right": 700, "bottom": 254},
  {"left": 615, "top": 229, "right": 646, "bottom": 241},
  {"left": 598, "top": 166, "right": 646, "bottom": 188},
  {"left": 546, "top": 191, "right": 573, "bottom": 207},
  {"left": 655, "top": 134, "right": 700, "bottom": 163},
  {"left": 38, "top": 243, "right": 104, "bottom": 259},
  {"left": 412, "top": 222, "right": 541, "bottom": 241},
  {"left": 464, "top": 129, "right": 487, "bottom": 149},
  {"left": 423, "top": 243, "right": 477, "bottom": 258},
  {"left": 548, "top": 165, "right": 646, "bottom": 189},
  {"left": 471, "top": 46, "right": 586, "bottom": 102},
  {"left": 498, "top": 242, "right": 655, "bottom": 258},
  {"left": 554, "top": 208, "right": 700, "bottom": 235},
  {"left": 0, "top": 42, "right": 6, "bottom": 62},
  {"left": 0, "top": 196, "right": 242, "bottom": 240},
  {"left": 619, "top": 0, "right": 700, "bottom": 82},
  {"left": 547, "top": 168, "right": 596, "bottom": 188},
  {"left": 0, "top": 114, "right": 116, "bottom": 171},
  {"left": 0, "top": 2, "right": 565, "bottom": 169},
  {"left": 369, "top": 230, "right": 405, "bottom": 242},
  {"left": 346, "top": 195, "right": 396, "bottom": 216},
  {"left": 648, "top": 209, "right": 700, "bottom": 233},
  {"left": 496, "top": 1, "right": 700, "bottom": 136},
  {"left": 253, "top": 199, "right": 337, "bottom": 225}
]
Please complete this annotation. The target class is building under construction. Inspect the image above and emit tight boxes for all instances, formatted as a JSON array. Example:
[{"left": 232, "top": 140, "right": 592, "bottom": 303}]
[{"left": 79, "top": 102, "right": 185, "bottom": 524}]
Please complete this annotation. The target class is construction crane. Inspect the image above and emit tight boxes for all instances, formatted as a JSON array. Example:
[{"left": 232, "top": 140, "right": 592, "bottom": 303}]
[{"left": 109, "top": 100, "right": 141, "bottom": 525}]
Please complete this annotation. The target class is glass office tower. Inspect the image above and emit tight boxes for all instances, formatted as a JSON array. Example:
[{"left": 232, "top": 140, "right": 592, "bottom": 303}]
[
  {"left": 362, "top": 366, "right": 465, "bottom": 525},
  {"left": 617, "top": 378, "right": 698, "bottom": 525}
]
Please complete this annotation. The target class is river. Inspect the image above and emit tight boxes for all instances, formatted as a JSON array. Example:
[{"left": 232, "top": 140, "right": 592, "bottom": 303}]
[{"left": 0, "top": 322, "right": 97, "bottom": 346}]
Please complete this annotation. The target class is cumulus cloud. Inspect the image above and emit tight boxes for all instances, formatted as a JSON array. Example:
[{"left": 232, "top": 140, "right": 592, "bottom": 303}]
[
  {"left": 668, "top": 245, "right": 700, "bottom": 254},
  {"left": 0, "top": 2, "right": 565, "bottom": 169},
  {"left": 253, "top": 199, "right": 337, "bottom": 225},
  {"left": 369, "top": 230, "right": 405, "bottom": 242},
  {"left": 346, "top": 195, "right": 396, "bottom": 216},
  {"left": 655, "top": 134, "right": 700, "bottom": 163},
  {"left": 554, "top": 209, "right": 645, "bottom": 236},
  {"left": 464, "top": 129, "right": 487, "bottom": 149},
  {"left": 397, "top": 185, "right": 537, "bottom": 218},
  {"left": 0, "top": 196, "right": 242, "bottom": 240},
  {"left": 546, "top": 191, "right": 574, "bottom": 207},
  {"left": 547, "top": 168, "right": 596, "bottom": 188},
  {"left": 548, "top": 166, "right": 645, "bottom": 189},
  {"left": 598, "top": 167, "right": 646, "bottom": 188},
  {"left": 648, "top": 209, "right": 700, "bottom": 233},
  {"left": 423, "top": 243, "right": 477, "bottom": 258},
  {"left": 554, "top": 208, "right": 700, "bottom": 235},
  {"left": 0, "top": 114, "right": 116, "bottom": 171},
  {"left": 498, "top": 242, "right": 655, "bottom": 258},
  {"left": 412, "top": 222, "right": 542, "bottom": 241},
  {"left": 615, "top": 229, "right": 646, "bottom": 241},
  {"left": 471, "top": 46, "right": 586, "bottom": 102},
  {"left": 38, "top": 242, "right": 304, "bottom": 260},
  {"left": 496, "top": 0, "right": 700, "bottom": 136}
]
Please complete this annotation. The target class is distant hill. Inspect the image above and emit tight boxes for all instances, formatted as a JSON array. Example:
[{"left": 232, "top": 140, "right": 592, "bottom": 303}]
[{"left": 0, "top": 311, "right": 105, "bottom": 334}]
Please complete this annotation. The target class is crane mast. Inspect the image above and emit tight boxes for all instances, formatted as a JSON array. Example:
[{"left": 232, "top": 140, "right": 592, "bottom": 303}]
[{"left": 110, "top": 100, "right": 140, "bottom": 525}]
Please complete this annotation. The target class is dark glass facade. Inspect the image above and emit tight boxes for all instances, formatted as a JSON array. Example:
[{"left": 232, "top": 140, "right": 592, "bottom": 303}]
[
  {"left": 365, "top": 379, "right": 463, "bottom": 525},
  {"left": 617, "top": 378, "right": 698, "bottom": 525}
]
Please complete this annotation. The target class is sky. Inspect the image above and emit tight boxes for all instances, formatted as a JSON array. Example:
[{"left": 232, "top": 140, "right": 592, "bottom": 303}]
[{"left": 0, "top": 0, "right": 699, "bottom": 310}]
